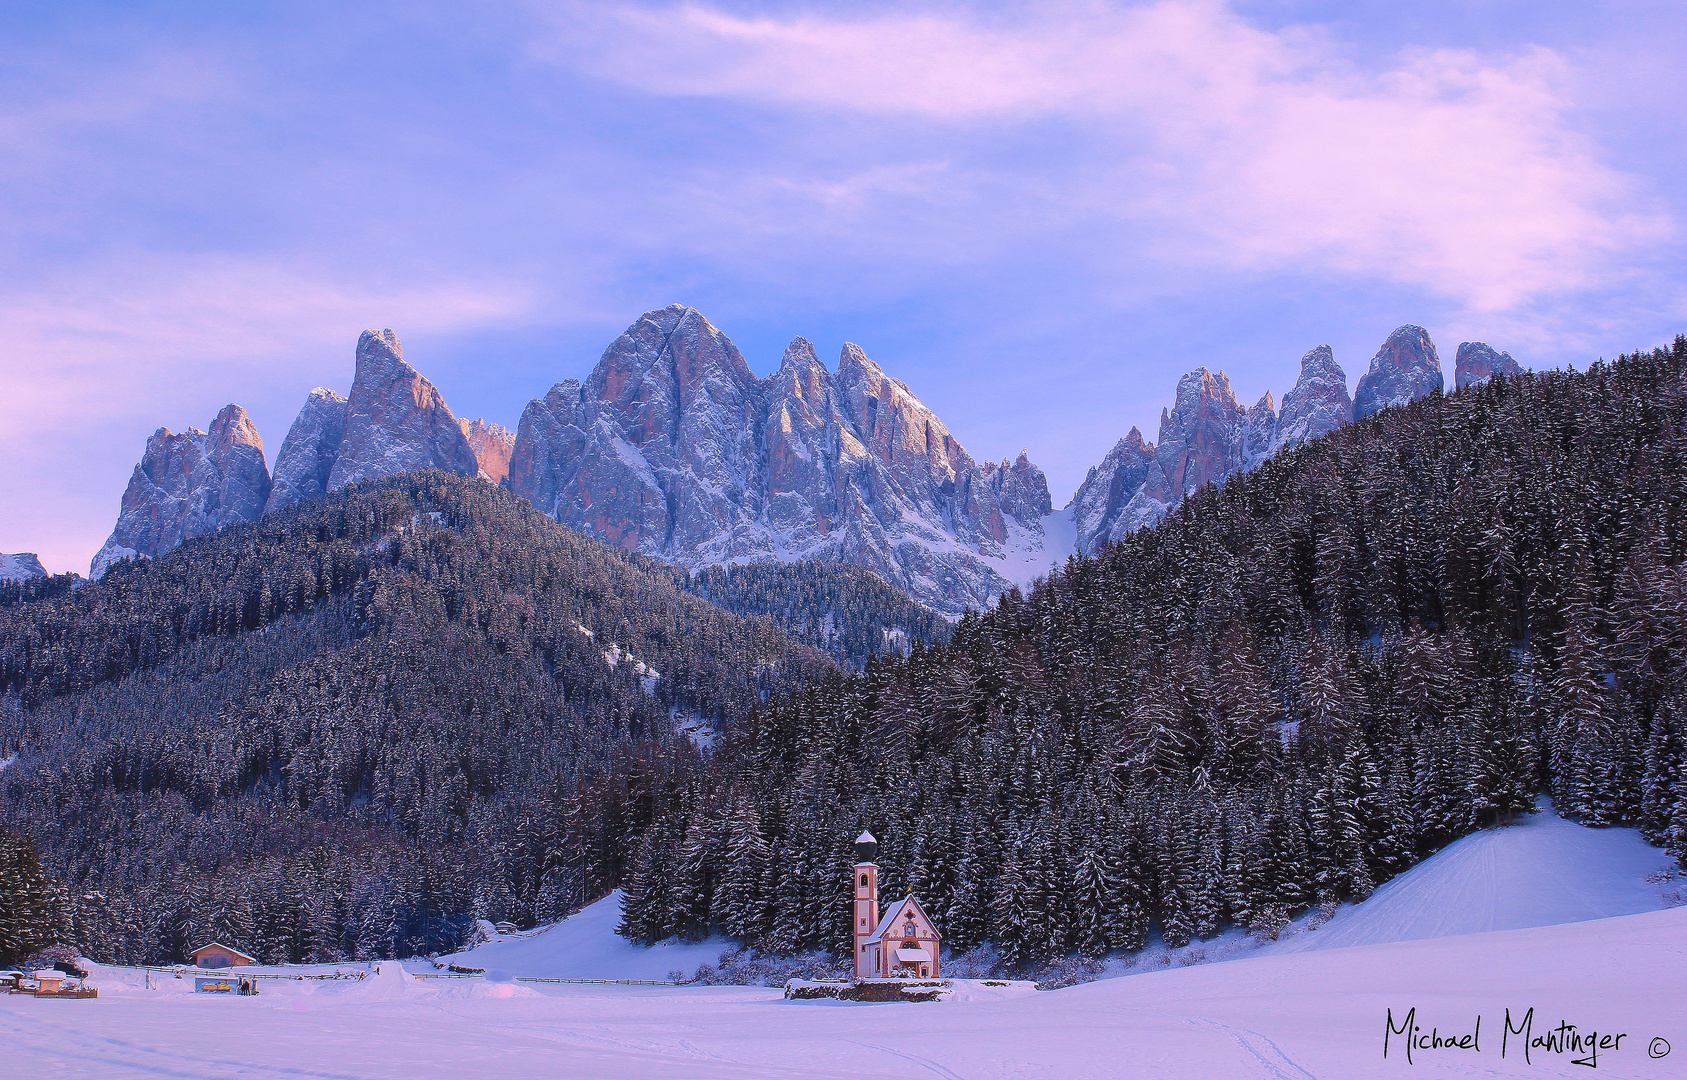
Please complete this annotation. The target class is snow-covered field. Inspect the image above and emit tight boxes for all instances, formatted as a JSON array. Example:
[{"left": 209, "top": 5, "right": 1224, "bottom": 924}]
[
  {"left": 8, "top": 806, "right": 1682, "bottom": 1079},
  {"left": 438, "top": 890, "right": 730, "bottom": 981},
  {"left": 6, "top": 910, "right": 1684, "bottom": 1079}
]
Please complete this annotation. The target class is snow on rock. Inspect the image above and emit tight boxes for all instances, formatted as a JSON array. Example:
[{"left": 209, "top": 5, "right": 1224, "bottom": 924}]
[
  {"left": 327, "top": 329, "right": 480, "bottom": 490},
  {"left": 0, "top": 553, "right": 46, "bottom": 582},
  {"left": 1272, "top": 344, "right": 1352, "bottom": 453},
  {"left": 1068, "top": 363, "right": 1258, "bottom": 557},
  {"left": 1156, "top": 368, "right": 1246, "bottom": 503},
  {"left": 1071, "top": 326, "right": 1449, "bottom": 556},
  {"left": 1241, "top": 392, "right": 1276, "bottom": 470},
  {"left": 1067, "top": 367, "right": 1255, "bottom": 556},
  {"left": 508, "top": 307, "right": 1057, "bottom": 616},
  {"left": 265, "top": 387, "right": 348, "bottom": 514},
  {"left": 603, "top": 644, "right": 661, "bottom": 693},
  {"left": 91, "top": 404, "right": 272, "bottom": 579},
  {"left": 440, "top": 889, "right": 728, "bottom": 981},
  {"left": 1353, "top": 324, "right": 1443, "bottom": 420},
  {"left": 1455, "top": 341, "right": 1527, "bottom": 389},
  {"left": 1067, "top": 428, "right": 1162, "bottom": 557},
  {"left": 672, "top": 708, "right": 719, "bottom": 750},
  {"left": 268, "top": 331, "right": 480, "bottom": 518}
]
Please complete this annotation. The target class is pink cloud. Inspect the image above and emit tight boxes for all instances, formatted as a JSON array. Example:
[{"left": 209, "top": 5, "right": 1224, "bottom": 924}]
[{"left": 553, "top": 0, "right": 1669, "bottom": 312}]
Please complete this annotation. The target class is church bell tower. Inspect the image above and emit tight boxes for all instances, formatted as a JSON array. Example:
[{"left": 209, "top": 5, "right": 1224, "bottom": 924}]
[{"left": 852, "top": 830, "right": 879, "bottom": 979}]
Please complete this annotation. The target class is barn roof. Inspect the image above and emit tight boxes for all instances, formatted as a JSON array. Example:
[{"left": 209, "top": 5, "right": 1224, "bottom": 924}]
[{"left": 189, "top": 942, "right": 258, "bottom": 964}]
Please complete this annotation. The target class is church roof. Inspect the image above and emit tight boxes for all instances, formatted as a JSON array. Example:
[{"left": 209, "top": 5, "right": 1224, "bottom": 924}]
[{"left": 865, "top": 895, "right": 941, "bottom": 943}]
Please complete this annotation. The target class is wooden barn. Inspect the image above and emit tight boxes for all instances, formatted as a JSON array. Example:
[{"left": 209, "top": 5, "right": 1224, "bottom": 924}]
[{"left": 188, "top": 943, "right": 258, "bottom": 969}]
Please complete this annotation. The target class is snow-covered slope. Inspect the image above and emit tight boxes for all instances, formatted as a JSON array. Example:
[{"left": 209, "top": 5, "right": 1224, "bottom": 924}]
[
  {"left": 1264, "top": 797, "right": 1674, "bottom": 955},
  {"left": 438, "top": 890, "right": 731, "bottom": 981},
  {"left": 0, "top": 552, "right": 47, "bottom": 582}
]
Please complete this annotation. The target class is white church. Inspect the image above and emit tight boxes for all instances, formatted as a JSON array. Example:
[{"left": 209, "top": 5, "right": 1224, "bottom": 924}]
[{"left": 852, "top": 830, "right": 942, "bottom": 979}]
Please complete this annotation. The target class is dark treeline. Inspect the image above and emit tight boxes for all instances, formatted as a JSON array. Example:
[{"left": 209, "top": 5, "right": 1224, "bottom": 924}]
[
  {"left": 0, "top": 473, "right": 846, "bottom": 964},
  {"left": 0, "top": 572, "right": 78, "bottom": 610},
  {"left": 677, "top": 560, "right": 950, "bottom": 669},
  {"left": 0, "top": 825, "right": 63, "bottom": 966},
  {"left": 617, "top": 338, "right": 1687, "bottom": 971}
]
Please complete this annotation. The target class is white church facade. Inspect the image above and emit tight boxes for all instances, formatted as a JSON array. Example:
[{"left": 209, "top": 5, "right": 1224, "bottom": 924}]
[{"left": 852, "top": 830, "right": 942, "bottom": 979}]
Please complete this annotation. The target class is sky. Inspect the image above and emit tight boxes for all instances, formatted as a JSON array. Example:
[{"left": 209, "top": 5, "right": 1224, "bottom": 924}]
[{"left": 4, "top": 0, "right": 1685, "bottom": 574}]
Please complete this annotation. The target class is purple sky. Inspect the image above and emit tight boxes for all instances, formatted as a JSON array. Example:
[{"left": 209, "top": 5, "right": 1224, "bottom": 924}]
[{"left": 5, "top": 1, "right": 1685, "bottom": 574}]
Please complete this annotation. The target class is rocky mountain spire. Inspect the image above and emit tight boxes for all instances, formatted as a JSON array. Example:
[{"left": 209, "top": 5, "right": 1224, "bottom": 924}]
[
  {"left": 1156, "top": 368, "right": 1245, "bottom": 501},
  {"left": 1068, "top": 367, "right": 1253, "bottom": 557},
  {"left": 1354, "top": 325, "right": 1442, "bottom": 420},
  {"left": 1243, "top": 392, "right": 1276, "bottom": 470},
  {"left": 1454, "top": 342, "right": 1525, "bottom": 389},
  {"left": 1273, "top": 344, "right": 1351, "bottom": 453},
  {"left": 509, "top": 305, "right": 768, "bottom": 559},
  {"left": 1067, "top": 426, "right": 1167, "bottom": 557},
  {"left": 459, "top": 418, "right": 515, "bottom": 483},
  {"left": 326, "top": 329, "right": 479, "bottom": 490},
  {"left": 508, "top": 306, "right": 1058, "bottom": 614},
  {"left": 90, "top": 404, "right": 272, "bottom": 578},
  {"left": 266, "top": 387, "right": 348, "bottom": 514}
]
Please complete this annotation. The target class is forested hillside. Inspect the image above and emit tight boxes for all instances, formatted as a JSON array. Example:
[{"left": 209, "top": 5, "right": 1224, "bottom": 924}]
[
  {"left": 617, "top": 338, "right": 1687, "bottom": 971},
  {"left": 677, "top": 561, "right": 950, "bottom": 669},
  {"left": 0, "top": 473, "right": 840, "bottom": 964}
]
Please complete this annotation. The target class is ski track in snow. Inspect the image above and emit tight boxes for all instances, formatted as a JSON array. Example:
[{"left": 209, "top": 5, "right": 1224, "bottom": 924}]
[{"left": 1193, "top": 1019, "right": 1320, "bottom": 1080}]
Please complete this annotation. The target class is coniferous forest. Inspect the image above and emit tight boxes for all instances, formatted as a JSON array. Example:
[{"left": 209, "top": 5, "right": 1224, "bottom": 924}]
[
  {"left": 4, "top": 340, "right": 1687, "bottom": 972},
  {"left": 0, "top": 474, "right": 930, "bottom": 965},
  {"left": 616, "top": 339, "right": 1687, "bottom": 970}
]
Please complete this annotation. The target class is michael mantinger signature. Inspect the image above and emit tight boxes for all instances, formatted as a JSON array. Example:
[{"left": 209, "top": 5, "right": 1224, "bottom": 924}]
[{"left": 1384, "top": 1006, "right": 1673, "bottom": 1068}]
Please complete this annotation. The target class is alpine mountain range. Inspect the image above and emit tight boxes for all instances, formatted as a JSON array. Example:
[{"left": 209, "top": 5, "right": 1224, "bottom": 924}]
[{"left": 80, "top": 305, "right": 1524, "bottom": 614}]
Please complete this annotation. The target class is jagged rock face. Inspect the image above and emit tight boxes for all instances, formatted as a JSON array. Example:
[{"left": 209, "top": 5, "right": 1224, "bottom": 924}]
[
  {"left": 1273, "top": 345, "right": 1352, "bottom": 453},
  {"left": 1157, "top": 368, "right": 1245, "bottom": 500},
  {"left": 91, "top": 404, "right": 272, "bottom": 578},
  {"left": 265, "top": 387, "right": 348, "bottom": 514},
  {"left": 326, "top": 329, "right": 479, "bottom": 491},
  {"left": 459, "top": 419, "right": 515, "bottom": 483},
  {"left": 509, "top": 305, "right": 1057, "bottom": 614},
  {"left": 1068, "top": 427, "right": 1167, "bottom": 557},
  {"left": 1068, "top": 353, "right": 1352, "bottom": 554},
  {"left": 1455, "top": 342, "right": 1525, "bottom": 389},
  {"left": 1067, "top": 367, "right": 1252, "bottom": 557},
  {"left": 0, "top": 553, "right": 47, "bottom": 582},
  {"left": 1353, "top": 325, "right": 1442, "bottom": 420},
  {"left": 506, "top": 378, "right": 588, "bottom": 526},
  {"left": 511, "top": 305, "right": 767, "bottom": 559},
  {"left": 1242, "top": 392, "right": 1276, "bottom": 470}
]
